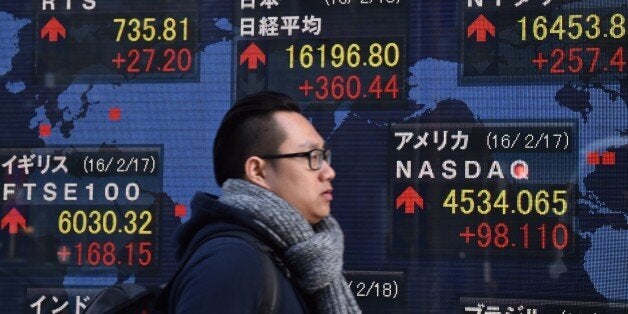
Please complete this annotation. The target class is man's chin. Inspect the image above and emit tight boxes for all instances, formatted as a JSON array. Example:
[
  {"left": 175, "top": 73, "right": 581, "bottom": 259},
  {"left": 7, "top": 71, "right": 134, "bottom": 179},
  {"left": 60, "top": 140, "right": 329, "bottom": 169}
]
[
  {"left": 306, "top": 209, "right": 330, "bottom": 224},
  {"left": 317, "top": 209, "right": 331, "bottom": 220}
]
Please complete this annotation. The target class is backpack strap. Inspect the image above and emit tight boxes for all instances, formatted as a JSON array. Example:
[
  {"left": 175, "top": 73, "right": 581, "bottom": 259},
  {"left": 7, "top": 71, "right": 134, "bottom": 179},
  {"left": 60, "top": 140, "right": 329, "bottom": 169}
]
[
  {"left": 235, "top": 231, "right": 281, "bottom": 314},
  {"left": 158, "top": 230, "right": 281, "bottom": 314}
]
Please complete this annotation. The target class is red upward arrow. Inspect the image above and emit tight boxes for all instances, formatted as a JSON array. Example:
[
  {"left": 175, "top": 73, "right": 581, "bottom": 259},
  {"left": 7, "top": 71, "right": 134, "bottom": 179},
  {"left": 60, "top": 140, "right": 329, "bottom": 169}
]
[
  {"left": 41, "top": 17, "right": 66, "bottom": 42},
  {"left": 395, "top": 186, "right": 424, "bottom": 214},
  {"left": 239, "top": 43, "right": 266, "bottom": 70},
  {"left": 467, "top": 14, "right": 495, "bottom": 42},
  {"left": 1, "top": 208, "right": 26, "bottom": 235}
]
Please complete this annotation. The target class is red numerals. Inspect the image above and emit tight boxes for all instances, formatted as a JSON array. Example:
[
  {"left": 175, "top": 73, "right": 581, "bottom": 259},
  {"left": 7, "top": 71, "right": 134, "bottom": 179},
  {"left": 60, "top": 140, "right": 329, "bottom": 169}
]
[
  {"left": 368, "top": 74, "right": 399, "bottom": 99},
  {"left": 125, "top": 241, "right": 153, "bottom": 266},
  {"left": 538, "top": 46, "right": 625, "bottom": 74},
  {"left": 300, "top": 74, "right": 399, "bottom": 101},
  {"left": 112, "top": 48, "right": 193, "bottom": 73},
  {"left": 459, "top": 223, "right": 569, "bottom": 250},
  {"left": 609, "top": 47, "right": 625, "bottom": 72},
  {"left": 73, "top": 241, "right": 153, "bottom": 267}
]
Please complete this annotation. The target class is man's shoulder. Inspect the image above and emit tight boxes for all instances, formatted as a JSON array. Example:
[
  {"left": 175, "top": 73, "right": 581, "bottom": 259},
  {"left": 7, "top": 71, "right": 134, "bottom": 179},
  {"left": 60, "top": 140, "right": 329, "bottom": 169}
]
[
  {"left": 188, "top": 232, "right": 267, "bottom": 269},
  {"left": 169, "top": 233, "right": 273, "bottom": 313},
  {"left": 174, "top": 233, "right": 269, "bottom": 296},
  {"left": 171, "top": 229, "right": 309, "bottom": 313}
]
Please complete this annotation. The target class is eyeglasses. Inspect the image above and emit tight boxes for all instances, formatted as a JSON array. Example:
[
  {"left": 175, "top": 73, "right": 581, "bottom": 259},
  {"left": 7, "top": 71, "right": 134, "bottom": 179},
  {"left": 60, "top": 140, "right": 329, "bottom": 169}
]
[{"left": 260, "top": 148, "right": 331, "bottom": 170}]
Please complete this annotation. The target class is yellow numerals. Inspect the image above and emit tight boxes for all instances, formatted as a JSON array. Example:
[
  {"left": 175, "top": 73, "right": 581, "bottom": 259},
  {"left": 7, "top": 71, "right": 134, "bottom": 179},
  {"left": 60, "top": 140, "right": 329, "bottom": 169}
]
[
  {"left": 609, "top": 13, "right": 626, "bottom": 38},
  {"left": 58, "top": 210, "right": 152, "bottom": 235},
  {"left": 114, "top": 17, "right": 189, "bottom": 42},
  {"left": 516, "top": 190, "right": 567, "bottom": 216},
  {"left": 286, "top": 42, "right": 400, "bottom": 69},
  {"left": 123, "top": 210, "right": 152, "bottom": 235},
  {"left": 518, "top": 13, "right": 624, "bottom": 41},
  {"left": 443, "top": 189, "right": 508, "bottom": 215},
  {"left": 443, "top": 189, "right": 567, "bottom": 216}
]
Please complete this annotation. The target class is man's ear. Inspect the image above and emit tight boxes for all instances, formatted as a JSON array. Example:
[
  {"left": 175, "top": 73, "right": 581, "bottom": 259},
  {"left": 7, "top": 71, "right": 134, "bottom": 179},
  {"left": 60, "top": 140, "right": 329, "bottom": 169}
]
[{"left": 243, "top": 156, "right": 270, "bottom": 189}]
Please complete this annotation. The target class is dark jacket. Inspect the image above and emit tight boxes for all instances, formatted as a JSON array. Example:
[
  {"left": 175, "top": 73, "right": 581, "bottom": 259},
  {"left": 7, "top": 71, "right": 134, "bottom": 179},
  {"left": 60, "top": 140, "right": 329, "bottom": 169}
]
[{"left": 168, "top": 192, "right": 310, "bottom": 313}]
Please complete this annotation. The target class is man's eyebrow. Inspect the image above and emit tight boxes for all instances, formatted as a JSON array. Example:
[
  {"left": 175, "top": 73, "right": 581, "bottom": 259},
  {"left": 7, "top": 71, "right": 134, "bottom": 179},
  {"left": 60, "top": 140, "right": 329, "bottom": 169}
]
[{"left": 298, "top": 141, "right": 326, "bottom": 149}]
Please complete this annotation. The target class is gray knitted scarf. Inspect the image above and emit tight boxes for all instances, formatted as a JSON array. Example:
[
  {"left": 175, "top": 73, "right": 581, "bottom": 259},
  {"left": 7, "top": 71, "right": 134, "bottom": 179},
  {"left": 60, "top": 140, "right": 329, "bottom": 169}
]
[{"left": 219, "top": 179, "right": 361, "bottom": 314}]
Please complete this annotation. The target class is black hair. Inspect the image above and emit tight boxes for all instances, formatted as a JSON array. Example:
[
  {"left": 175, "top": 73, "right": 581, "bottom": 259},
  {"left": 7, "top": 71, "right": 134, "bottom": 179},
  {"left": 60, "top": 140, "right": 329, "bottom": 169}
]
[{"left": 213, "top": 91, "right": 301, "bottom": 187}]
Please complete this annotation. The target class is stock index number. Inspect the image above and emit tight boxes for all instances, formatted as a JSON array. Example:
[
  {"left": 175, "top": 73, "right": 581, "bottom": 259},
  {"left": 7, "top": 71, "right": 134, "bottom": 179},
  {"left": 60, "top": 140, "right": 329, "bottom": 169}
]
[
  {"left": 286, "top": 42, "right": 400, "bottom": 69},
  {"left": 114, "top": 17, "right": 190, "bottom": 42},
  {"left": 58, "top": 209, "right": 153, "bottom": 235},
  {"left": 518, "top": 13, "right": 625, "bottom": 41},
  {"left": 443, "top": 189, "right": 568, "bottom": 216}
]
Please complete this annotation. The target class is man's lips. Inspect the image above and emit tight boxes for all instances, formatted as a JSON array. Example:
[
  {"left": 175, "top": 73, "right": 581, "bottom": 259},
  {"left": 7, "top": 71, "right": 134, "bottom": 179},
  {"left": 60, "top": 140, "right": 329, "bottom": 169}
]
[{"left": 322, "top": 189, "right": 333, "bottom": 201}]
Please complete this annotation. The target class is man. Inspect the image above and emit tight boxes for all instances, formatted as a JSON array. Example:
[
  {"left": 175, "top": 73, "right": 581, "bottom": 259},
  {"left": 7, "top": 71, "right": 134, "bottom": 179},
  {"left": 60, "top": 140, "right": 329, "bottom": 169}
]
[{"left": 169, "top": 91, "right": 361, "bottom": 313}]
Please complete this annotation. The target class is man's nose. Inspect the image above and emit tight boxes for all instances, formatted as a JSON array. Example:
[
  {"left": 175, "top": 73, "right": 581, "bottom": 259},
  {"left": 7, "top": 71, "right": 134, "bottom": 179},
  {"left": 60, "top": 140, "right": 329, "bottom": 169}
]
[{"left": 320, "top": 161, "right": 335, "bottom": 181}]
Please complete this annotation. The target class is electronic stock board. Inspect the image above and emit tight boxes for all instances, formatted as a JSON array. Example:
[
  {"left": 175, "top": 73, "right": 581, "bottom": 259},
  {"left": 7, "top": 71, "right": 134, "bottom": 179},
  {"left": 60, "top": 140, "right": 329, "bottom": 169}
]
[{"left": 0, "top": 0, "right": 627, "bottom": 313}]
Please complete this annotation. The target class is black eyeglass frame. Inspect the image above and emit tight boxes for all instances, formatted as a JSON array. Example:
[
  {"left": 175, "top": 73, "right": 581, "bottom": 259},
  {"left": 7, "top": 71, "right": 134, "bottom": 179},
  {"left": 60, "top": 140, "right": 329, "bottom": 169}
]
[{"left": 259, "top": 148, "right": 331, "bottom": 170}]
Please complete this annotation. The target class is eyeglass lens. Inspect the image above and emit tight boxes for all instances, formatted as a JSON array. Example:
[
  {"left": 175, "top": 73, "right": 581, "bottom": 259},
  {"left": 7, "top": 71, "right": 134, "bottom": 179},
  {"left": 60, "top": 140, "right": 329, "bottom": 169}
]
[{"left": 309, "top": 149, "right": 331, "bottom": 170}]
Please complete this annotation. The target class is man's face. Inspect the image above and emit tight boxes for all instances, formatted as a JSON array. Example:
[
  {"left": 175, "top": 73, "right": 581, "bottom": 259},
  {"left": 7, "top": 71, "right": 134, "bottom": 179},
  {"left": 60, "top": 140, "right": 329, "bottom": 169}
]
[{"left": 262, "top": 111, "right": 336, "bottom": 224}]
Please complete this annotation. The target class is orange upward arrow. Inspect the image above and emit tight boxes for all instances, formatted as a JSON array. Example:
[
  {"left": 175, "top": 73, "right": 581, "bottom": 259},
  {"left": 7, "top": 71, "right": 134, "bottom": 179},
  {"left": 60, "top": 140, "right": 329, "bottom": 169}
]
[
  {"left": 395, "top": 186, "right": 424, "bottom": 214},
  {"left": 467, "top": 14, "right": 495, "bottom": 42},
  {"left": 239, "top": 43, "right": 266, "bottom": 70},
  {"left": 41, "top": 17, "right": 66, "bottom": 42},
  {"left": 1, "top": 208, "right": 26, "bottom": 235}
]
